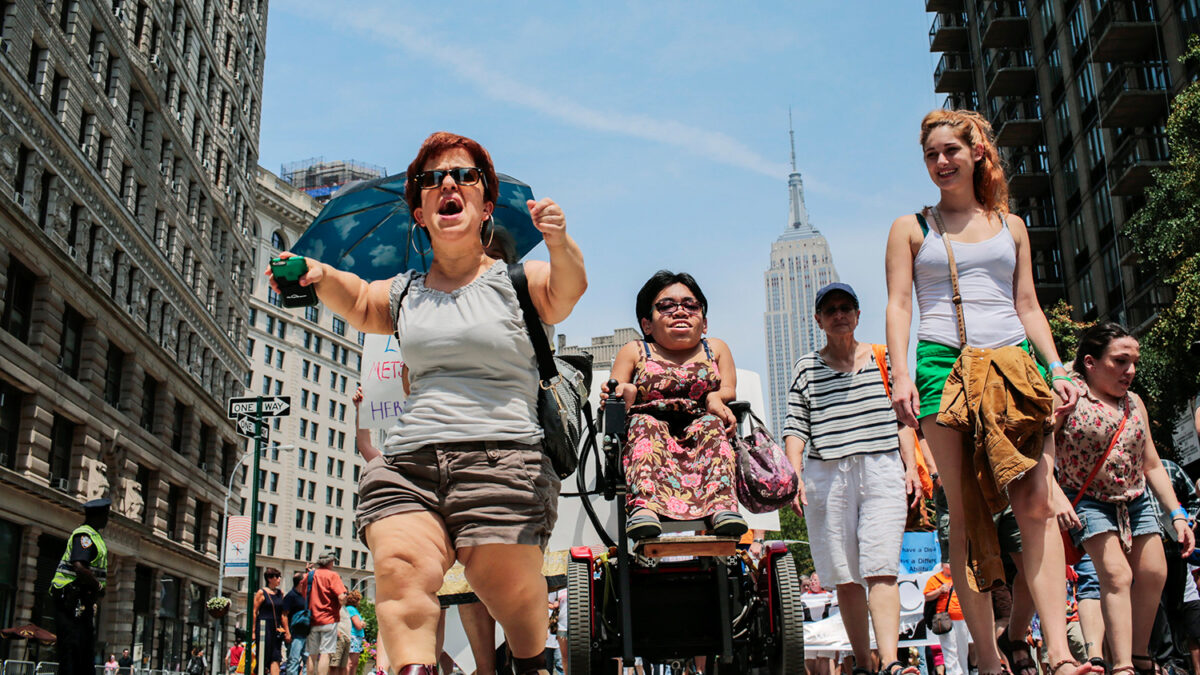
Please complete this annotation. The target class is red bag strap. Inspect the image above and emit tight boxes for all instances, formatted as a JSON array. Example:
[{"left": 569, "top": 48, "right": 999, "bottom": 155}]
[
  {"left": 872, "top": 344, "right": 891, "bottom": 397},
  {"left": 1070, "top": 396, "right": 1131, "bottom": 508}
]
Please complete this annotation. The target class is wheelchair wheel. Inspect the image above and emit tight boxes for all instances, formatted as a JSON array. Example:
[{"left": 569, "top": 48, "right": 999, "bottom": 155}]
[
  {"left": 769, "top": 554, "right": 804, "bottom": 675},
  {"left": 567, "top": 557, "right": 595, "bottom": 675}
]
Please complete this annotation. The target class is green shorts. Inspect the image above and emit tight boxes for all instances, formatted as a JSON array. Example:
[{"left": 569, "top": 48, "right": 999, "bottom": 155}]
[{"left": 913, "top": 339, "right": 1045, "bottom": 419}]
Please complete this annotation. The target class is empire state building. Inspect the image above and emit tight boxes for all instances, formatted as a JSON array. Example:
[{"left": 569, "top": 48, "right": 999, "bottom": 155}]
[{"left": 763, "top": 129, "right": 839, "bottom": 435}]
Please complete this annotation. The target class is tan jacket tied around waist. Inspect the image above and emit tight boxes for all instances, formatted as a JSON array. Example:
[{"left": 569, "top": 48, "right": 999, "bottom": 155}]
[{"left": 937, "top": 344, "right": 1052, "bottom": 592}]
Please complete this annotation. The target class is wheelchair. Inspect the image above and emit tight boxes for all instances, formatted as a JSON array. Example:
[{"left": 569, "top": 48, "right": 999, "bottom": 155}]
[{"left": 565, "top": 380, "right": 805, "bottom": 674}]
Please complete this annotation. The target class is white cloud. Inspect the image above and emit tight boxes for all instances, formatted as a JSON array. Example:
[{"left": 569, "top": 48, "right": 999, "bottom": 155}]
[{"left": 283, "top": 1, "right": 788, "bottom": 179}]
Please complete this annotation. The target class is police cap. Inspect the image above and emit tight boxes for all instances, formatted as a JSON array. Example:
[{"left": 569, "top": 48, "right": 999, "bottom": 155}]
[{"left": 83, "top": 498, "right": 112, "bottom": 513}]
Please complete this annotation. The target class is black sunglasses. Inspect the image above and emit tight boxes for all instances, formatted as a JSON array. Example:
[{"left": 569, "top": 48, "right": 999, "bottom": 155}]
[
  {"left": 654, "top": 298, "right": 703, "bottom": 314},
  {"left": 414, "top": 167, "right": 484, "bottom": 190}
]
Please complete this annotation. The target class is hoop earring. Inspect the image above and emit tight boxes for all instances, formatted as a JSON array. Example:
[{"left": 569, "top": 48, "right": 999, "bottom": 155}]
[
  {"left": 410, "top": 225, "right": 432, "bottom": 258},
  {"left": 483, "top": 217, "right": 495, "bottom": 251}
]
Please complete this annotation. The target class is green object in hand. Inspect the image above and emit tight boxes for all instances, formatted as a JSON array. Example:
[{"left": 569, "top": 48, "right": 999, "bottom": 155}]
[{"left": 270, "top": 257, "right": 319, "bottom": 307}]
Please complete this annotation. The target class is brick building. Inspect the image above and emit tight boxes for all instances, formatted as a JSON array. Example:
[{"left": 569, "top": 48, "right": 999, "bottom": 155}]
[{"left": 0, "top": 0, "right": 267, "bottom": 668}]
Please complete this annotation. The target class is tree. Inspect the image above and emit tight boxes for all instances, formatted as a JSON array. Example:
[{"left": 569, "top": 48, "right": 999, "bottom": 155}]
[
  {"left": 1124, "top": 35, "right": 1200, "bottom": 452},
  {"left": 775, "top": 506, "right": 814, "bottom": 576},
  {"left": 357, "top": 598, "right": 377, "bottom": 641},
  {"left": 1045, "top": 299, "right": 1094, "bottom": 363}
]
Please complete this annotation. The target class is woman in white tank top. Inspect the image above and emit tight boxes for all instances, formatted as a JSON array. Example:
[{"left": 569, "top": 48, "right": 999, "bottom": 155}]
[{"left": 884, "top": 110, "right": 1092, "bottom": 675}]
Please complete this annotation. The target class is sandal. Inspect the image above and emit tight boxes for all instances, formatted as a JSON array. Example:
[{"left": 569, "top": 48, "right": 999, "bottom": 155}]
[
  {"left": 627, "top": 509, "right": 662, "bottom": 540},
  {"left": 1090, "top": 658, "right": 1113, "bottom": 675},
  {"left": 709, "top": 510, "right": 748, "bottom": 537},
  {"left": 1049, "top": 660, "right": 1105, "bottom": 675},
  {"left": 1131, "top": 655, "right": 1159, "bottom": 675},
  {"left": 997, "top": 627, "right": 1038, "bottom": 675},
  {"left": 880, "top": 660, "right": 921, "bottom": 675}
]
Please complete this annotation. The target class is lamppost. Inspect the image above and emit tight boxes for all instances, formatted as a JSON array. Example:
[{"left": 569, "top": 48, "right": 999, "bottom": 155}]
[{"left": 213, "top": 442, "right": 293, "bottom": 675}]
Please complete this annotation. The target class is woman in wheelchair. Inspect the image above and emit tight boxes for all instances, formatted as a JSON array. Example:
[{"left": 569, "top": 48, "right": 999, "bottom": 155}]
[{"left": 605, "top": 270, "right": 748, "bottom": 541}]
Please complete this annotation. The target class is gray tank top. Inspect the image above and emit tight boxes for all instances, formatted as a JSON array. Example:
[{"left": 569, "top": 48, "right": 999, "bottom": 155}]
[{"left": 382, "top": 260, "right": 543, "bottom": 454}]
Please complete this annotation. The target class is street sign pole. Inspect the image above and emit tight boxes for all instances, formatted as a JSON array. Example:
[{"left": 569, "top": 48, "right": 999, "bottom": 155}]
[{"left": 245, "top": 397, "right": 262, "bottom": 647}]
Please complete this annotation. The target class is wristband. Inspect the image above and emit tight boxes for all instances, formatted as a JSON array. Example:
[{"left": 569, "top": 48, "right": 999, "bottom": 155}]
[
  {"left": 1172, "top": 506, "right": 1188, "bottom": 520},
  {"left": 1048, "top": 360, "right": 1064, "bottom": 372},
  {"left": 1051, "top": 375, "right": 1074, "bottom": 384},
  {"left": 753, "top": 538, "right": 766, "bottom": 544}
]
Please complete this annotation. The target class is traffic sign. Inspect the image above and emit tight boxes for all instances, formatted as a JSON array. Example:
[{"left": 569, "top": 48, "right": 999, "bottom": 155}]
[
  {"left": 227, "top": 396, "right": 291, "bottom": 418},
  {"left": 234, "top": 415, "right": 270, "bottom": 442}
]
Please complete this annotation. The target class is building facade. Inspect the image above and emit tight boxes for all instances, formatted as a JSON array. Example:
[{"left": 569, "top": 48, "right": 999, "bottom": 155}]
[
  {"left": 280, "top": 157, "right": 386, "bottom": 204},
  {"left": 763, "top": 152, "right": 839, "bottom": 435},
  {"left": 0, "top": 0, "right": 268, "bottom": 668},
  {"left": 927, "top": 0, "right": 1194, "bottom": 329},
  {"left": 240, "top": 166, "right": 374, "bottom": 597},
  {"left": 556, "top": 327, "right": 641, "bottom": 371}
]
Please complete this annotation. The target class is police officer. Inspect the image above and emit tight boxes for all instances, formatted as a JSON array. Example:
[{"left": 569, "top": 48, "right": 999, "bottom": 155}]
[{"left": 50, "top": 498, "right": 110, "bottom": 675}]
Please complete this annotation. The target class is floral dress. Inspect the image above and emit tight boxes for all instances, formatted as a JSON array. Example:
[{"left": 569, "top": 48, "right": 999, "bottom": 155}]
[{"left": 623, "top": 339, "right": 737, "bottom": 519}]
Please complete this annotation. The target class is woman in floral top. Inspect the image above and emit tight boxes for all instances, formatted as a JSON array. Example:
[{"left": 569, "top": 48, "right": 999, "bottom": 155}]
[
  {"left": 606, "top": 270, "right": 746, "bottom": 540},
  {"left": 1052, "top": 322, "right": 1195, "bottom": 675}
]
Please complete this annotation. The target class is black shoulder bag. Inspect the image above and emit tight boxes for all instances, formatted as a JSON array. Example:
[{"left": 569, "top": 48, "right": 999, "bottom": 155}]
[{"left": 507, "top": 264, "right": 592, "bottom": 479}]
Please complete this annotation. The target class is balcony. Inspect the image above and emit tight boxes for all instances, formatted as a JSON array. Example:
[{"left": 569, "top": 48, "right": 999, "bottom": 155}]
[
  {"left": 943, "top": 91, "right": 980, "bottom": 111},
  {"left": 926, "top": 0, "right": 963, "bottom": 11},
  {"left": 1090, "top": 0, "right": 1158, "bottom": 62},
  {"left": 934, "top": 53, "right": 974, "bottom": 93},
  {"left": 1004, "top": 147, "right": 1051, "bottom": 199},
  {"left": 990, "top": 97, "right": 1043, "bottom": 147},
  {"left": 1108, "top": 131, "right": 1168, "bottom": 196},
  {"left": 984, "top": 49, "right": 1036, "bottom": 98},
  {"left": 979, "top": 0, "right": 1029, "bottom": 48},
  {"left": 929, "top": 12, "right": 969, "bottom": 52},
  {"left": 1098, "top": 62, "right": 1170, "bottom": 128}
]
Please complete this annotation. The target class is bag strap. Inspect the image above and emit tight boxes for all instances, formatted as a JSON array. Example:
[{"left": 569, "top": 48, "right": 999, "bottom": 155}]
[
  {"left": 391, "top": 276, "right": 416, "bottom": 342},
  {"left": 925, "top": 206, "right": 968, "bottom": 349},
  {"left": 304, "top": 569, "right": 313, "bottom": 611},
  {"left": 507, "top": 263, "right": 557, "bottom": 385},
  {"left": 872, "top": 344, "right": 891, "bottom": 396},
  {"left": 1070, "top": 396, "right": 1131, "bottom": 508}
]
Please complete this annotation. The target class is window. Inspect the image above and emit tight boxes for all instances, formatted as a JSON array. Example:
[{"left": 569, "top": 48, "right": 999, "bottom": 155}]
[
  {"left": 325, "top": 486, "right": 333, "bottom": 504},
  {"left": 330, "top": 371, "right": 337, "bottom": 389},
  {"left": 313, "top": 364, "right": 321, "bottom": 381},
  {"left": 302, "top": 360, "right": 310, "bottom": 379},
  {"left": 338, "top": 432, "right": 345, "bottom": 450},
  {"left": 294, "top": 540, "right": 303, "bottom": 559},
  {"left": 171, "top": 402, "right": 185, "bottom": 454},
  {"left": 275, "top": 380, "right": 283, "bottom": 395},
  {"left": 324, "top": 515, "right": 332, "bottom": 534},
  {"left": 340, "top": 376, "right": 347, "bottom": 394},
  {"left": 336, "top": 460, "right": 344, "bottom": 478},
  {"left": 245, "top": 337, "right": 255, "bottom": 357},
  {"left": 267, "top": 503, "right": 277, "bottom": 524},
  {"left": 338, "top": 404, "right": 346, "bottom": 423},
  {"left": 295, "top": 509, "right": 304, "bottom": 528},
  {"left": 1085, "top": 126, "right": 1105, "bottom": 172},
  {"left": 334, "top": 519, "right": 342, "bottom": 537},
  {"left": 326, "top": 457, "right": 334, "bottom": 476},
  {"left": 193, "top": 501, "right": 208, "bottom": 552},
  {"left": 276, "top": 320, "right": 285, "bottom": 339},
  {"left": 1079, "top": 269, "right": 1096, "bottom": 315},
  {"left": 49, "top": 415, "right": 74, "bottom": 485},
  {"left": 304, "top": 305, "right": 319, "bottom": 323},
  {"left": 307, "top": 482, "right": 315, "bottom": 500},
  {"left": 296, "top": 479, "right": 304, "bottom": 497},
  {"left": 59, "top": 306, "right": 84, "bottom": 378},
  {"left": 335, "top": 488, "right": 344, "bottom": 508},
  {"left": 332, "top": 317, "right": 345, "bottom": 336},
  {"left": 248, "top": 307, "right": 257, "bottom": 327},
  {"left": 306, "top": 511, "right": 314, "bottom": 530},
  {"left": 352, "top": 493, "right": 359, "bottom": 510},
  {"left": 328, "top": 400, "right": 336, "bottom": 418},
  {"left": 328, "top": 428, "right": 335, "bottom": 446},
  {"left": 301, "top": 390, "right": 309, "bottom": 408},
  {"left": 266, "top": 536, "right": 275, "bottom": 556},
  {"left": 1, "top": 258, "right": 36, "bottom": 343},
  {"left": 140, "top": 375, "right": 158, "bottom": 431},
  {"left": 299, "top": 419, "right": 307, "bottom": 436},
  {"left": 311, "top": 394, "right": 319, "bottom": 412},
  {"left": 0, "top": 382, "right": 22, "bottom": 470},
  {"left": 303, "top": 331, "right": 312, "bottom": 350},
  {"left": 103, "top": 343, "right": 125, "bottom": 407},
  {"left": 269, "top": 472, "right": 278, "bottom": 493},
  {"left": 297, "top": 448, "right": 307, "bottom": 468},
  {"left": 305, "top": 542, "right": 313, "bottom": 560},
  {"left": 1075, "top": 66, "right": 1096, "bottom": 108},
  {"left": 267, "top": 289, "right": 280, "bottom": 307},
  {"left": 264, "top": 345, "right": 273, "bottom": 365},
  {"left": 308, "top": 452, "right": 316, "bottom": 471}
]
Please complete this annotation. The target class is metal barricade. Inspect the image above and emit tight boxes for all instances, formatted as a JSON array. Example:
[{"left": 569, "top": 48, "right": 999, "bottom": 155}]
[
  {"left": 32, "top": 663, "right": 57, "bottom": 675},
  {"left": 1, "top": 660, "right": 34, "bottom": 675}
]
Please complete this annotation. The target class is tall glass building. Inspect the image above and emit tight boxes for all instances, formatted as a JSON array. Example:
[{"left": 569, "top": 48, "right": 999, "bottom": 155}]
[{"left": 763, "top": 137, "right": 839, "bottom": 435}]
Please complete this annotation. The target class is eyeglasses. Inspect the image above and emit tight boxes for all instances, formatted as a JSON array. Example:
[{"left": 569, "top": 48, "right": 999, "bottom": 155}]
[
  {"left": 264, "top": 573, "right": 280, "bottom": 579},
  {"left": 654, "top": 298, "right": 703, "bottom": 315},
  {"left": 819, "top": 303, "right": 857, "bottom": 316},
  {"left": 413, "top": 167, "right": 484, "bottom": 190}
]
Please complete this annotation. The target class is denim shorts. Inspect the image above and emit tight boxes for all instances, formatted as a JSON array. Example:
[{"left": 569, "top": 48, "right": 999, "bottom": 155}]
[
  {"left": 1064, "top": 489, "right": 1160, "bottom": 547},
  {"left": 1074, "top": 554, "right": 1099, "bottom": 600}
]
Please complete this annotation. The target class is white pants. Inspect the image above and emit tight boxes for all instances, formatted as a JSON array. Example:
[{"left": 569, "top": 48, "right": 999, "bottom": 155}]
[
  {"left": 804, "top": 452, "right": 907, "bottom": 586},
  {"left": 938, "top": 620, "right": 971, "bottom": 675}
]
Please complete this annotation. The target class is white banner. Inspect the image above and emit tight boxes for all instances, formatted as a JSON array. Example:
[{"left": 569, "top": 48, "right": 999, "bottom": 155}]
[
  {"left": 1174, "top": 396, "right": 1200, "bottom": 466},
  {"left": 359, "top": 334, "right": 407, "bottom": 430},
  {"left": 223, "top": 515, "right": 251, "bottom": 577}
]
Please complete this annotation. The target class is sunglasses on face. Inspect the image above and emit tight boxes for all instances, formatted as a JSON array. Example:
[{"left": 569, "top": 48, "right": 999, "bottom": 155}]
[
  {"left": 414, "top": 167, "right": 484, "bottom": 190},
  {"left": 819, "top": 303, "right": 857, "bottom": 316},
  {"left": 654, "top": 298, "right": 703, "bottom": 315}
]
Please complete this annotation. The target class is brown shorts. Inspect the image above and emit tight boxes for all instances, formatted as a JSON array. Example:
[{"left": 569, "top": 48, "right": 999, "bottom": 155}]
[{"left": 355, "top": 440, "right": 560, "bottom": 549}]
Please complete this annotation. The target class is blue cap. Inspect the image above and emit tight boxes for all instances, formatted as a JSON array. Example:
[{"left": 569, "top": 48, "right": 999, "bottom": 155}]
[
  {"left": 83, "top": 498, "right": 111, "bottom": 512},
  {"left": 815, "top": 282, "right": 859, "bottom": 311}
]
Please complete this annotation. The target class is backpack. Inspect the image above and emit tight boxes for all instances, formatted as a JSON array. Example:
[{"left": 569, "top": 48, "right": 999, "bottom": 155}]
[{"left": 289, "top": 570, "right": 313, "bottom": 637}]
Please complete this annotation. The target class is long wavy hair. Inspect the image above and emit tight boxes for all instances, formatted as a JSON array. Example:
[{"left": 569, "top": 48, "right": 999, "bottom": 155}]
[{"left": 920, "top": 109, "right": 1009, "bottom": 215}]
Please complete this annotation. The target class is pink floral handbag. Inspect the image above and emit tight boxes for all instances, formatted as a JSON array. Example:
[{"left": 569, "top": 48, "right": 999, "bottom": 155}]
[{"left": 735, "top": 411, "right": 799, "bottom": 513}]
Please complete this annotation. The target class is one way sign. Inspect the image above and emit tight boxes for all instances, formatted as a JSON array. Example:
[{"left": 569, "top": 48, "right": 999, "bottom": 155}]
[
  {"left": 227, "top": 396, "right": 291, "bottom": 419},
  {"left": 234, "top": 415, "right": 270, "bottom": 442}
]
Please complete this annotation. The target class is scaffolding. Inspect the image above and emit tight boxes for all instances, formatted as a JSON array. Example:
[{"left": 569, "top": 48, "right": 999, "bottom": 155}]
[{"left": 279, "top": 158, "right": 387, "bottom": 201}]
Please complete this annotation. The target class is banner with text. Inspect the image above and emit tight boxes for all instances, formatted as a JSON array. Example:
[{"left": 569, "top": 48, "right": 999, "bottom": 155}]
[
  {"left": 222, "top": 515, "right": 251, "bottom": 578},
  {"left": 804, "top": 532, "right": 945, "bottom": 652},
  {"left": 360, "top": 333, "right": 407, "bottom": 430}
]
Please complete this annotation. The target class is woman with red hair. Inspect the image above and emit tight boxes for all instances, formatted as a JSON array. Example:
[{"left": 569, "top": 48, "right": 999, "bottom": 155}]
[
  {"left": 884, "top": 110, "right": 1094, "bottom": 675},
  {"left": 270, "top": 131, "right": 586, "bottom": 675}
]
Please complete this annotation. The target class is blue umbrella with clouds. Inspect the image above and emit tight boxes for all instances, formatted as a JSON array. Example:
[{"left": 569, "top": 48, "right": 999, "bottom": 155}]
[{"left": 289, "top": 171, "right": 538, "bottom": 281}]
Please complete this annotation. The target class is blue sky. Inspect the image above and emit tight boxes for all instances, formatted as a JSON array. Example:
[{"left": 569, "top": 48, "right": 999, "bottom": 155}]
[{"left": 258, "top": 1, "right": 944, "bottom": 378}]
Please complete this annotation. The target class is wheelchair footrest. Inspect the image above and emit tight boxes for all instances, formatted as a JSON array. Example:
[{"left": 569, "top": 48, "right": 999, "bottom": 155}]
[{"left": 633, "top": 535, "right": 739, "bottom": 558}]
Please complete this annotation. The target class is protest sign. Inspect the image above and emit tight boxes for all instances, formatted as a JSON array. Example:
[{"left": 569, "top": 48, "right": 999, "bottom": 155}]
[{"left": 359, "top": 333, "right": 406, "bottom": 430}]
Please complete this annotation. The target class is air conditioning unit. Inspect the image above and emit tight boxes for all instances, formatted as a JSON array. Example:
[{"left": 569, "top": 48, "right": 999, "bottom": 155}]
[
  {"left": 240, "top": 13, "right": 248, "bottom": 24},
  {"left": 128, "top": 119, "right": 138, "bottom": 132},
  {"left": 113, "top": 7, "right": 124, "bottom": 21},
  {"left": 199, "top": 462, "right": 208, "bottom": 471},
  {"left": 68, "top": 246, "right": 77, "bottom": 258},
  {"left": 234, "top": 72, "right": 241, "bottom": 82},
  {"left": 13, "top": 190, "right": 24, "bottom": 205},
  {"left": 149, "top": 54, "right": 161, "bottom": 70},
  {"left": 53, "top": 478, "right": 69, "bottom": 491},
  {"left": 159, "top": 163, "right": 169, "bottom": 176},
  {"left": 0, "top": 37, "right": 9, "bottom": 55},
  {"left": 225, "top": 186, "right": 233, "bottom": 196},
  {"left": 175, "top": 110, "right": 183, "bottom": 122}
]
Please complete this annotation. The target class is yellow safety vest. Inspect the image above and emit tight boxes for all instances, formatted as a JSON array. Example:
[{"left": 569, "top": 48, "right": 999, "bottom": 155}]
[{"left": 51, "top": 524, "right": 107, "bottom": 590}]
